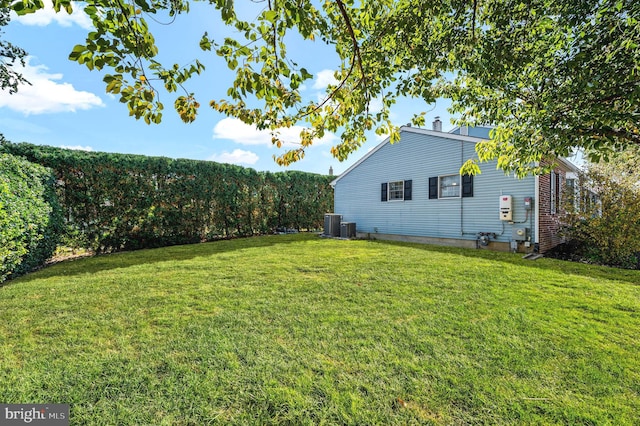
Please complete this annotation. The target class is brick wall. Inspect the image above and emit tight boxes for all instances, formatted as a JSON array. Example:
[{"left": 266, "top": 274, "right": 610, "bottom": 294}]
[{"left": 538, "top": 163, "right": 566, "bottom": 253}]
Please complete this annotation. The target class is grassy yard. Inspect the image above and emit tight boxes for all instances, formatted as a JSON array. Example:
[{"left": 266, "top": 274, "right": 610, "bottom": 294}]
[{"left": 1, "top": 234, "right": 639, "bottom": 425}]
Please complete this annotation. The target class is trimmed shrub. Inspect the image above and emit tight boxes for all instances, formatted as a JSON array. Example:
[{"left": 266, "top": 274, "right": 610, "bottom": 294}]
[
  {"left": 0, "top": 142, "right": 333, "bottom": 254},
  {"left": 0, "top": 153, "right": 62, "bottom": 282}
]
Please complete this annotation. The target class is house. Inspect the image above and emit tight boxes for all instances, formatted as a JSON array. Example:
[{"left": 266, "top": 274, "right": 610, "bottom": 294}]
[{"left": 330, "top": 120, "right": 579, "bottom": 253}]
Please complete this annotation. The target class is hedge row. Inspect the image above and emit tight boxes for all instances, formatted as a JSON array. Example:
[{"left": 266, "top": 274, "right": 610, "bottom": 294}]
[
  {"left": 0, "top": 152, "right": 63, "bottom": 282},
  {"left": 1, "top": 141, "right": 334, "bottom": 254}
]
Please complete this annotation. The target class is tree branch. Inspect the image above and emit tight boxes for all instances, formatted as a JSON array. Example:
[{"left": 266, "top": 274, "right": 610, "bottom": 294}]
[
  {"left": 297, "top": 0, "right": 365, "bottom": 119},
  {"left": 334, "top": 0, "right": 364, "bottom": 81},
  {"left": 576, "top": 127, "right": 640, "bottom": 145},
  {"left": 268, "top": 0, "right": 278, "bottom": 73},
  {"left": 471, "top": 0, "right": 478, "bottom": 41}
]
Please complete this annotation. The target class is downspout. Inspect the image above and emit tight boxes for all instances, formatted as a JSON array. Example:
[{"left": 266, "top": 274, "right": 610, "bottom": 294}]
[
  {"left": 460, "top": 139, "right": 464, "bottom": 235},
  {"left": 534, "top": 174, "right": 540, "bottom": 249},
  {"left": 460, "top": 137, "right": 485, "bottom": 238}
]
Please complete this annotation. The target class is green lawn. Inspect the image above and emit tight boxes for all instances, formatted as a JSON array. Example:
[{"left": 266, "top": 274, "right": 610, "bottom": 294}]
[{"left": 1, "top": 234, "right": 639, "bottom": 425}]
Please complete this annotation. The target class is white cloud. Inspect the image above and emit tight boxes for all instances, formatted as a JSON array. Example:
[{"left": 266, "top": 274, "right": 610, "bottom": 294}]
[
  {"left": 313, "top": 69, "right": 339, "bottom": 90},
  {"left": 212, "top": 117, "right": 338, "bottom": 147},
  {"left": 368, "top": 97, "right": 384, "bottom": 114},
  {"left": 13, "top": 2, "right": 93, "bottom": 29},
  {"left": 60, "top": 145, "right": 94, "bottom": 151},
  {"left": 375, "top": 130, "right": 390, "bottom": 142},
  {"left": 209, "top": 149, "right": 259, "bottom": 166},
  {"left": 212, "top": 118, "right": 275, "bottom": 146},
  {"left": 0, "top": 58, "right": 104, "bottom": 114}
]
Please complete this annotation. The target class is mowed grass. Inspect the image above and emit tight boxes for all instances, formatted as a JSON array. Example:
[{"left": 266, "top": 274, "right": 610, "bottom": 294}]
[{"left": 1, "top": 234, "right": 639, "bottom": 425}]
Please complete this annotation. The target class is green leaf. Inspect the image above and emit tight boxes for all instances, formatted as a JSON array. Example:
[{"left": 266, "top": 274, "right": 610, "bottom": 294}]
[
  {"left": 263, "top": 10, "right": 278, "bottom": 23},
  {"left": 199, "top": 33, "right": 212, "bottom": 51}
]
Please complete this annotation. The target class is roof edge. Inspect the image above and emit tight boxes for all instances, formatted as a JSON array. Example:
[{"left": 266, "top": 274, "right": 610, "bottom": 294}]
[
  {"left": 330, "top": 126, "right": 580, "bottom": 186},
  {"left": 330, "top": 126, "right": 485, "bottom": 186}
]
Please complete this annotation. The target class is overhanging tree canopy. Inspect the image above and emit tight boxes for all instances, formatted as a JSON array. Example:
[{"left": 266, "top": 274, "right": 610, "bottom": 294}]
[
  {"left": 5, "top": 0, "right": 640, "bottom": 176},
  {"left": 1, "top": 6, "right": 28, "bottom": 94}
]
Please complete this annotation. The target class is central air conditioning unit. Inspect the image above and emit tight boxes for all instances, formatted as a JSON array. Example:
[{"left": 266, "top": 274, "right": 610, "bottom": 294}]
[
  {"left": 340, "top": 222, "right": 356, "bottom": 239},
  {"left": 324, "top": 213, "right": 342, "bottom": 237}
]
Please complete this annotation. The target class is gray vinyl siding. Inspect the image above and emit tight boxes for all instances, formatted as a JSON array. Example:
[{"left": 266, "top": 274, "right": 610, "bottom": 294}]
[
  {"left": 449, "top": 126, "right": 492, "bottom": 139},
  {"left": 334, "top": 129, "right": 536, "bottom": 243}
]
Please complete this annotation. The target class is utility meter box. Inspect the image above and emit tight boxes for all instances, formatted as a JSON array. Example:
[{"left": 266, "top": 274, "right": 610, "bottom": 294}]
[
  {"left": 512, "top": 227, "right": 528, "bottom": 241},
  {"left": 500, "top": 195, "right": 513, "bottom": 221}
]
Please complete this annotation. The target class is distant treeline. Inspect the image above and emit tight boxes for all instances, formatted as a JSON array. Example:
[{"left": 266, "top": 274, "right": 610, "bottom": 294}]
[{"left": 1, "top": 141, "right": 334, "bottom": 254}]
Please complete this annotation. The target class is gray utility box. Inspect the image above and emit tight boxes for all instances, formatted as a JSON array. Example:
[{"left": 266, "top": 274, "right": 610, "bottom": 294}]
[
  {"left": 324, "top": 214, "right": 342, "bottom": 237},
  {"left": 340, "top": 222, "right": 356, "bottom": 239},
  {"left": 512, "top": 227, "right": 529, "bottom": 241}
]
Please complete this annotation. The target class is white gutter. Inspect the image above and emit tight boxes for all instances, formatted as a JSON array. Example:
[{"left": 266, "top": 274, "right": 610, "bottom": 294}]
[{"left": 534, "top": 174, "right": 540, "bottom": 245}]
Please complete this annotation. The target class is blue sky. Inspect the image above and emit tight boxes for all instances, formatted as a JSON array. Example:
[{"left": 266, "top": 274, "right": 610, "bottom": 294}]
[{"left": 1, "top": 2, "right": 454, "bottom": 175}]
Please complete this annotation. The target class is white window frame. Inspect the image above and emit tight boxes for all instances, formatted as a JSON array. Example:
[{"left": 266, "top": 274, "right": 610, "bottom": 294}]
[
  {"left": 388, "top": 180, "right": 405, "bottom": 201},
  {"left": 439, "top": 175, "right": 461, "bottom": 198},
  {"left": 566, "top": 177, "right": 577, "bottom": 211}
]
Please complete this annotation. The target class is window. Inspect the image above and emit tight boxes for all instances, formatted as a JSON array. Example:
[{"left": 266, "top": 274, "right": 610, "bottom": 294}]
[
  {"left": 566, "top": 178, "right": 577, "bottom": 210},
  {"left": 381, "top": 180, "right": 412, "bottom": 202},
  {"left": 429, "top": 175, "right": 473, "bottom": 199},
  {"left": 389, "top": 181, "right": 404, "bottom": 200},
  {"left": 439, "top": 175, "right": 460, "bottom": 198},
  {"left": 566, "top": 178, "right": 575, "bottom": 189}
]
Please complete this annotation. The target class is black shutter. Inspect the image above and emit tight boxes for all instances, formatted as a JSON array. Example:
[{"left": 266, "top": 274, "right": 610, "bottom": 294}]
[
  {"left": 428, "top": 177, "right": 438, "bottom": 199},
  {"left": 462, "top": 174, "right": 473, "bottom": 198},
  {"left": 404, "top": 180, "right": 412, "bottom": 200},
  {"left": 381, "top": 182, "right": 388, "bottom": 202}
]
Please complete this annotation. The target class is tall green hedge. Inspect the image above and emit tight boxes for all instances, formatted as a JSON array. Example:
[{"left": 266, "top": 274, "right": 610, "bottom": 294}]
[
  {"left": 0, "top": 141, "right": 333, "bottom": 253},
  {"left": 0, "top": 153, "right": 62, "bottom": 282}
]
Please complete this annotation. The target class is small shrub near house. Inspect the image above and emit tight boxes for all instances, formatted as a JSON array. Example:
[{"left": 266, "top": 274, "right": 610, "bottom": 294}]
[
  {"left": 0, "top": 153, "right": 62, "bottom": 282},
  {"left": 559, "top": 148, "right": 640, "bottom": 269}
]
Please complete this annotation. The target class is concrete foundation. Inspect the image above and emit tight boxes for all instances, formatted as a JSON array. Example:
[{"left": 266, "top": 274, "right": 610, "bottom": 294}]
[{"left": 356, "top": 232, "right": 529, "bottom": 253}]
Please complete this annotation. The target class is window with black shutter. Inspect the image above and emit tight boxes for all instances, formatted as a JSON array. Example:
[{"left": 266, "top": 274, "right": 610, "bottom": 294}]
[
  {"left": 381, "top": 180, "right": 412, "bottom": 201},
  {"left": 404, "top": 180, "right": 412, "bottom": 200},
  {"left": 429, "top": 177, "right": 438, "bottom": 199},
  {"left": 429, "top": 175, "right": 474, "bottom": 199},
  {"left": 462, "top": 175, "right": 473, "bottom": 198}
]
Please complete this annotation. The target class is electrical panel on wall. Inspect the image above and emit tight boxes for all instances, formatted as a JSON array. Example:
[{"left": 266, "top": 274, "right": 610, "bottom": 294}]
[{"left": 500, "top": 195, "right": 513, "bottom": 221}]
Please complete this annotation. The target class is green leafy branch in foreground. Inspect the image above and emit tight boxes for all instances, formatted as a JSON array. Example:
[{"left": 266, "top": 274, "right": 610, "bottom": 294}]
[
  {"left": 6, "top": 0, "right": 640, "bottom": 175},
  {"left": 0, "top": 5, "right": 29, "bottom": 93}
]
